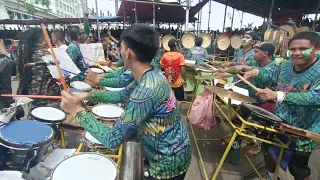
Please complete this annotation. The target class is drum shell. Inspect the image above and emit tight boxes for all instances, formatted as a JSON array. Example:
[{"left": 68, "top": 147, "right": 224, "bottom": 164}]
[
  {"left": 92, "top": 114, "right": 117, "bottom": 127},
  {"left": 0, "top": 143, "right": 51, "bottom": 171},
  {"left": 83, "top": 133, "right": 119, "bottom": 154}
]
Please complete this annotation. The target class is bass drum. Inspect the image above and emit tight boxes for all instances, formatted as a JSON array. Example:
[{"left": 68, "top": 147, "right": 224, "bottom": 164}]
[
  {"left": 216, "top": 34, "right": 230, "bottom": 51},
  {"left": 181, "top": 32, "right": 195, "bottom": 49}
]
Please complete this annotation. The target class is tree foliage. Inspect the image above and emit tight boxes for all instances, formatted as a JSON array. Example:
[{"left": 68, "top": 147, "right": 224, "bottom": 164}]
[{"left": 17, "top": 0, "right": 50, "bottom": 14}]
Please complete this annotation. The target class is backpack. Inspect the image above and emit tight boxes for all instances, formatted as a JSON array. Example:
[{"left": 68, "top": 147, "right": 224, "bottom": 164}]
[{"left": 189, "top": 89, "right": 216, "bottom": 130}]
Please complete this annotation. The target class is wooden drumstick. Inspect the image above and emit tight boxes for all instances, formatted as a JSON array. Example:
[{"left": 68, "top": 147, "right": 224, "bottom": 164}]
[
  {"left": 41, "top": 24, "right": 68, "bottom": 91},
  {"left": 1, "top": 94, "right": 62, "bottom": 99},
  {"left": 84, "top": 56, "right": 110, "bottom": 72},
  {"left": 236, "top": 74, "right": 260, "bottom": 92}
]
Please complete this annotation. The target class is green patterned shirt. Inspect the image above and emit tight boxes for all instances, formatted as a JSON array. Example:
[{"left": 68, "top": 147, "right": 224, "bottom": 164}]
[
  {"left": 77, "top": 70, "right": 191, "bottom": 179},
  {"left": 255, "top": 59, "right": 320, "bottom": 152}
]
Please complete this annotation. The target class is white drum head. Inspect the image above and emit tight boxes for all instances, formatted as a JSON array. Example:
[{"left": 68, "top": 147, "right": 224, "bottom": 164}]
[
  {"left": 92, "top": 104, "right": 124, "bottom": 118},
  {"left": 185, "top": 59, "right": 196, "bottom": 65},
  {"left": 31, "top": 107, "right": 65, "bottom": 121},
  {"left": 70, "top": 81, "right": 92, "bottom": 91},
  {"left": 103, "top": 66, "right": 111, "bottom": 71},
  {"left": 85, "top": 132, "right": 102, "bottom": 144},
  {"left": 90, "top": 68, "right": 104, "bottom": 74},
  {"left": 52, "top": 153, "right": 117, "bottom": 180},
  {"left": 0, "top": 171, "right": 24, "bottom": 180},
  {"left": 104, "top": 87, "right": 125, "bottom": 91}
]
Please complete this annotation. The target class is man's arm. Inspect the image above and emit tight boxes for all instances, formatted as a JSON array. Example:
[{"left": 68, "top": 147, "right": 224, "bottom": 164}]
[
  {"left": 76, "top": 85, "right": 159, "bottom": 149},
  {"left": 88, "top": 80, "right": 136, "bottom": 104},
  {"left": 100, "top": 73, "right": 134, "bottom": 88}
]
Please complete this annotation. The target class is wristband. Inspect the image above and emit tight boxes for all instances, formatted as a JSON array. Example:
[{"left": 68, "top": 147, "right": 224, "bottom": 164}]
[{"left": 276, "top": 91, "right": 285, "bottom": 103}]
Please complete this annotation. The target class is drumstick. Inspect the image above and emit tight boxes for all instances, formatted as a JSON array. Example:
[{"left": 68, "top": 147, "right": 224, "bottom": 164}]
[
  {"left": 1, "top": 94, "right": 62, "bottom": 100},
  {"left": 202, "top": 58, "right": 212, "bottom": 63},
  {"left": 83, "top": 56, "right": 110, "bottom": 72},
  {"left": 41, "top": 24, "right": 68, "bottom": 91},
  {"left": 236, "top": 74, "right": 260, "bottom": 92}
]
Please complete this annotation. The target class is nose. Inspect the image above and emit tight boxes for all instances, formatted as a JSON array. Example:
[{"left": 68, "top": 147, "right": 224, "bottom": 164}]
[{"left": 292, "top": 49, "right": 302, "bottom": 56}]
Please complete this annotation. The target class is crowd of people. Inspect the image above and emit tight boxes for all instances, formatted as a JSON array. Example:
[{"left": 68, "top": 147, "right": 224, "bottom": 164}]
[{"left": 0, "top": 13, "right": 320, "bottom": 180}]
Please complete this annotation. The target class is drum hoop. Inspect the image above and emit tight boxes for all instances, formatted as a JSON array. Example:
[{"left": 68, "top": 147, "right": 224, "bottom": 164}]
[
  {"left": 70, "top": 81, "right": 92, "bottom": 91},
  {"left": 91, "top": 104, "right": 124, "bottom": 119},
  {"left": 30, "top": 108, "right": 66, "bottom": 123},
  {"left": 242, "top": 103, "right": 282, "bottom": 123},
  {"left": 0, "top": 122, "right": 54, "bottom": 150},
  {"left": 51, "top": 153, "right": 118, "bottom": 179}
]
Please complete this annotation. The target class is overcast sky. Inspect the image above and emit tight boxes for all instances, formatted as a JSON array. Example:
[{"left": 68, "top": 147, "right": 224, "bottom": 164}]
[{"left": 87, "top": 0, "right": 265, "bottom": 31}]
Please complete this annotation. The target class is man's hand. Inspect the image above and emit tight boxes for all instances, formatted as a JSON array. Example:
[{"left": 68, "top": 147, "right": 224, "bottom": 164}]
[
  {"left": 230, "top": 65, "right": 245, "bottom": 73},
  {"left": 256, "top": 88, "right": 277, "bottom": 101},
  {"left": 221, "top": 62, "right": 234, "bottom": 68},
  {"left": 85, "top": 70, "right": 104, "bottom": 86},
  {"left": 60, "top": 91, "right": 83, "bottom": 115},
  {"left": 243, "top": 69, "right": 259, "bottom": 79}
]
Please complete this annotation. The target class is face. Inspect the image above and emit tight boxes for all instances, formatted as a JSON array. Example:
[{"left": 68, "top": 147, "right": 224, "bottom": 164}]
[
  {"left": 254, "top": 48, "right": 266, "bottom": 62},
  {"left": 120, "top": 41, "right": 130, "bottom": 67},
  {"left": 78, "top": 30, "right": 86, "bottom": 43},
  {"left": 242, "top": 34, "right": 253, "bottom": 47},
  {"left": 288, "top": 39, "right": 318, "bottom": 65}
]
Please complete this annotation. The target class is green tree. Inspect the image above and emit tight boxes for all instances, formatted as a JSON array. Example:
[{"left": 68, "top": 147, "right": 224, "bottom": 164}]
[{"left": 17, "top": 0, "right": 50, "bottom": 15}]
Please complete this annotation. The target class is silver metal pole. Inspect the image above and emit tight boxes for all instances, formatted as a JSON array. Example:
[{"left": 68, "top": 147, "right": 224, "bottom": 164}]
[
  {"left": 208, "top": 0, "right": 212, "bottom": 31},
  {"left": 95, "top": 0, "right": 100, "bottom": 40},
  {"left": 222, "top": 4, "right": 227, "bottom": 32},
  {"left": 312, "top": 0, "right": 320, "bottom": 30},
  {"left": 153, "top": 1, "right": 155, "bottom": 29},
  {"left": 135, "top": 2, "right": 137, "bottom": 23},
  {"left": 123, "top": 1, "right": 126, "bottom": 29},
  {"left": 267, "top": 0, "right": 275, "bottom": 29},
  {"left": 231, "top": 8, "right": 235, "bottom": 29},
  {"left": 199, "top": 2, "right": 202, "bottom": 33},
  {"left": 197, "top": 0, "right": 200, "bottom": 36},
  {"left": 185, "top": 0, "right": 190, "bottom": 31},
  {"left": 240, "top": 11, "right": 244, "bottom": 29}
]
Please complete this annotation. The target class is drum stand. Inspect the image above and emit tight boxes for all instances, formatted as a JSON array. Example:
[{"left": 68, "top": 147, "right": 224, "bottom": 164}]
[
  {"left": 75, "top": 139, "right": 124, "bottom": 167},
  {"left": 210, "top": 96, "right": 292, "bottom": 180}
]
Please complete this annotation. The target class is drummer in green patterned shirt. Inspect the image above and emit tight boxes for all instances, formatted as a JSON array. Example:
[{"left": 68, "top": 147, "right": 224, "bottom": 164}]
[
  {"left": 60, "top": 24, "right": 191, "bottom": 180},
  {"left": 244, "top": 32, "right": 320, "bottom": 180}
]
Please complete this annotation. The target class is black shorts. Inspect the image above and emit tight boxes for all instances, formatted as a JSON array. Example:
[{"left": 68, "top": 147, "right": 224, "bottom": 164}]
[
  {"left": 288, "top": 151, "right": 311, "bottom": 179},
  {"left": 172, "top": 85, "right": 184, "bottom": 101}
]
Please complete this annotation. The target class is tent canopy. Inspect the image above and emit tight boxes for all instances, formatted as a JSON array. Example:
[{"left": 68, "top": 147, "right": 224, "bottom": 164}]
[
  {"left": 212, "top": 0, "right": 319, "bottom": 18},
  {"left": 116, "top": 0, "right": 210, "bottom": 23}
]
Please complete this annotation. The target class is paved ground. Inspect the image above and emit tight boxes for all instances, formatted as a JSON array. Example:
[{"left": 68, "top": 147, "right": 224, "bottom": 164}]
[{"left": 10, "top": 79, "right": 320, "bottom": 180}]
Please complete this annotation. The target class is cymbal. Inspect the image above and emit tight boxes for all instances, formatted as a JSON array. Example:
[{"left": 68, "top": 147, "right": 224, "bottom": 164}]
[{"left": 205, "top": 86, "right": 257, "bottom": 103}]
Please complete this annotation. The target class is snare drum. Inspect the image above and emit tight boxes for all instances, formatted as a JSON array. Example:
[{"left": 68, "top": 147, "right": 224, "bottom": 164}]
[
  {"left": 83, "top": 132, "right": 118, "bottom": 154},
  {"left": 0, "top": 120, "right": 54, "bottom": 171},
  {"left": 91, "top": 104, "right": 124, "bottom": 127},
  {"left": 90, "top": 68, "right": 104, "bottom": 74},
  {"left": 104, "top": 87, "right": 125, "bottom": 91},
  {"left": 30, "top": 107, "right": 65, "bottom": 125},
  {"left": 0, "top": 171, "right": 24, "bottom": 180},
  {"left": 70, "top": 81, "right": 92, "bottom": 91},
  {"left": 51, "top": 153, "right": 117, "bottom": 180},
  {"left": 241, "top": 103, "right": 283, "bottom": 139}
]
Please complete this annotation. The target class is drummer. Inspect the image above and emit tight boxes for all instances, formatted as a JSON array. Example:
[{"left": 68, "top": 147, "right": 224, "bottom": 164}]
[
  {"left": 230, "top": 42, "right": 278, "bottom": 112},
  {"left": 214, "top": 31, "right": 259, "bottom": 68},
  {"left": 244, "top": 32, "right": 320, "bottom": 180},
  {"left": 61, "top": 24, "right": 191, "bottom": 180},
  {"left": 185, "top": 37, "right": 210, "bottom": 65}
]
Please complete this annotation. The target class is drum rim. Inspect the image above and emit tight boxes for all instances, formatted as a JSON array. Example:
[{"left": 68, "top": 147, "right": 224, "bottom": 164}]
[
  {"left": 0, "top": 120, "right": 55, "bottom": 150},
  {"left": 30, "top": 107, "right": 66, "bottom": 123},
  {"left": 104, "top": 86, "right": 125, "bottom": 91},
  {"left": 51, "top": 153, "right": 118, "bottom": 179},
  {"left": 90, "top": 67, "right": 105, "bottom": 74},
  {"left": 241, "top": 103, "right": 283, "bottom": 123},
  {"left": 70, "top": 81, "right": 92, "bottom": 91},
  {"left": 91, "top": 104, "right": 124, "bottom": 119}
]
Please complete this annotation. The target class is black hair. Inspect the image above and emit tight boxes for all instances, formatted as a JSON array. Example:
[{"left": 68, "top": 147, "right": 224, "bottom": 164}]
[
  {"left": 17, "top": 28, "right": 44, "bottom": 94},
  {"left": 66, "top": 25, "right": 81, "bottom": 41},
  {"left": 121, "top": 24, "right": 158, "bottom": 63},
  {"left": 168, "top": 39, "right": 177, "bottom": 51},
  {"left": 289, "top": 32, "right": 320, "bottom": 47},
  {"left": 52, "top": 30, "right": 65, "bottom": 42},
  {"left": 195, "top": 37, "right": 203, "bottom": 46},
  {"left": 3, "top": 39, "right": 12, "bottom": 47}
]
